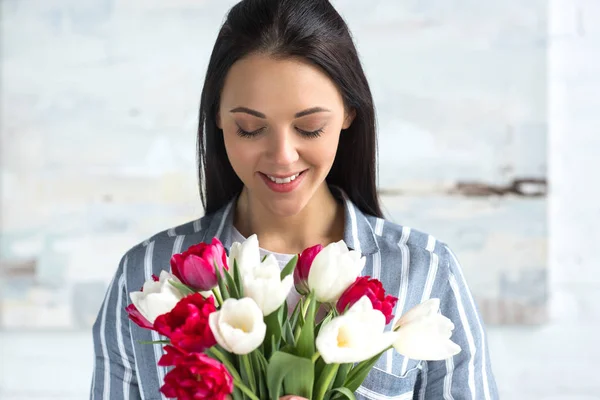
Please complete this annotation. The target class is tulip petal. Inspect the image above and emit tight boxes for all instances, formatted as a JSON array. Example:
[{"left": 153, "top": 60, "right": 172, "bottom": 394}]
[
  {"left": 316, "top": 296, "right": 399, "bottom": 364},
  {"left": 393, "top": 314, "right": 461, "bottom": 361},
  {"left": 394, "top": 298, "right": 440, "bottom": 329},
  {"left": 129, "top": 271, "right": 184, "bottom": 324},
  {"left": 229, "top": 234, "right": 261, "bottom": 275},
  {"left": 208, "top": 298, "right": 266, "bottom": 355},
  {"left": 242, "top": 255, "right": 294, "bottom": 316},
  {"left": 308, "top": 241, "right": 365, "bottom": 303}
]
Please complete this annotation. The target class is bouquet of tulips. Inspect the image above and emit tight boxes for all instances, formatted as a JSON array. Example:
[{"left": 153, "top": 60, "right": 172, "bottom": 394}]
[{"left": 126, "top": 235, "right": 461, "bottom": 399}]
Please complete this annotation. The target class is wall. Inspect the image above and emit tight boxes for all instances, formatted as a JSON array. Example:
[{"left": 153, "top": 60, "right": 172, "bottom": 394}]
[{"left": 2, "top": 0, "right": 599, "bottom": 399}]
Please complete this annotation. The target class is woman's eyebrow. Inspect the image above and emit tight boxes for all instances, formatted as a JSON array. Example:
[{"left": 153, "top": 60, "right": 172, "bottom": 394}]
[{"left": 229, "top": 106, "right": 331, "bottom": 119}]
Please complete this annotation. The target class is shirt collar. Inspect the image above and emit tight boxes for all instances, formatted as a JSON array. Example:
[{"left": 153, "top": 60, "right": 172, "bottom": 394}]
[{"left": 202, "top": 186, "right": 380, "bottom": 255}]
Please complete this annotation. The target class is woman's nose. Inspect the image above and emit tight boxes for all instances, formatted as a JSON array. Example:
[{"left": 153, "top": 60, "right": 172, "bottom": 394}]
[{"left": 266, "top": 131, "right": 299, "bottom": 165}]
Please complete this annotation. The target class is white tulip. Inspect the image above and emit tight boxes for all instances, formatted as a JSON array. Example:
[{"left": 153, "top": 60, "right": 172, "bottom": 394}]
[
  {"left": 307, "top": 240, "right": 365, "bottom": 303},
  {"left": 228, "top": 234, "right": 261, "bottom": 275},
  {"left": 316, "top": 296, "right": 399, "bottom": 364},
  {"left": 208, "top": 297, "right": 266, "bottom": 355},
  {"left": 243, "top": 254, "right": 294, "bottom": 316},
  {"left": 129, "top": 270, "right": 184, "bottom": 324},
  {"left": 393, "top": 298, "right": 461, "bottom": 361}
]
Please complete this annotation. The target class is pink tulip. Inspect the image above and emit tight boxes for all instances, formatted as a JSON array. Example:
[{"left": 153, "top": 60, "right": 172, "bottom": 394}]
[
  {"left": 294, "top": 244, "right": 323, "bottom": 295},
  {"left": 170, "top": 238, "right": 229, "bottom": 292}
]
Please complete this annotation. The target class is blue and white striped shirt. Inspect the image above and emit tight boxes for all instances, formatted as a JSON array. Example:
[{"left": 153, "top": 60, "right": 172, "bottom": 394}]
[{"left": 91, "top": 187, "right": 499, "bottom": 399}]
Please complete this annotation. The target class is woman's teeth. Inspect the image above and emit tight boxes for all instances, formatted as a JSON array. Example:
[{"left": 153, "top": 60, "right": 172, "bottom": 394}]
[{"left": 267, "top": 172, "right": 301, "bottom": 184}]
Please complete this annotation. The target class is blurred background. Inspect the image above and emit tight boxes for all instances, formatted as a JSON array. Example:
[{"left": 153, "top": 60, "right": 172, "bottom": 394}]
[{"left": 0, "top": 0, "right": 598, "bottom": 398}]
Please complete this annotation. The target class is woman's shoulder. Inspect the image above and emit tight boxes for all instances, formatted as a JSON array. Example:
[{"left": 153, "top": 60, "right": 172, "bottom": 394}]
[
  {"left": 114, "top": 213, "right": 219, "bottom": 286},
  {"left": 365, "top": 214, "right": 453, "bottom": 259}
]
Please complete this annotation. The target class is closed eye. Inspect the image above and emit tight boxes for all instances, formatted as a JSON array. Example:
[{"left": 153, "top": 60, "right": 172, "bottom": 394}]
[
  {"left": 297, "top": 127, "right": 324, "bottom": 138},
  {"left": 236, "top": 126, "right": 265, "bottom": 138},
  {"left": 235, "top": 126, "right": 324, "bottom": 138}
]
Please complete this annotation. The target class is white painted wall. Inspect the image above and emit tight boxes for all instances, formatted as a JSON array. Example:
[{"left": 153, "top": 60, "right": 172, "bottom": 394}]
[{"left": 1, "top": 0, "right": 599, "bottom": 399}]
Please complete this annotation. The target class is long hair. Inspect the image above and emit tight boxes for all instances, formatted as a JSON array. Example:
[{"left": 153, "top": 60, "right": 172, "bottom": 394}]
[{"left": 198, "top": 0, "right": 382, "bottom": 218}]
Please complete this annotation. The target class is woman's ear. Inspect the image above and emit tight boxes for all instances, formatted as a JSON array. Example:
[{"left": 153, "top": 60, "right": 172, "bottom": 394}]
[{"left": 342, "top": 108, "right": 356, "bottom": 129}]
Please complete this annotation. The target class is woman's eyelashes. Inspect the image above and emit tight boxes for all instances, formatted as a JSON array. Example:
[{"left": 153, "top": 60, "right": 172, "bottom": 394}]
[{"left": 235, "top": 125, "right": 324, "bottom": 138}]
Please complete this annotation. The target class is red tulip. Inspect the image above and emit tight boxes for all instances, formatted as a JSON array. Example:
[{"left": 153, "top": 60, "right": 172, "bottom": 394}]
[
  {"left": 125, "top": 303, "right": 154, "bottom": 330},
  {"left": 154, "top": 293, "right": 217, "bottom": 353},
  {"left": 336, "top": 276, "right": 398, "bottom": 324},
  {"left": 170, "top": 238, "right": 228, "bottom": 291},
  {"left": 294, "top": 244, "right": 323, "bottom": 295},
  {"left": 158, "top": 346, "right": 233, "bottom": 400}
]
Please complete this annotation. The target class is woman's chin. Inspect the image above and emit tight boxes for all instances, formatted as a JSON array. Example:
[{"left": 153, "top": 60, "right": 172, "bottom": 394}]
[{"left": 258, "top": 194, "right": 309, "bottom": 219}]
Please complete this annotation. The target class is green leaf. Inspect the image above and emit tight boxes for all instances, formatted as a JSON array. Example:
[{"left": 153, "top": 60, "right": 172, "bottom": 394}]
[
  {"left": 224, "top": 267, "right": 240, "bottom": 299},
  {"left": 283, "top": 319, "right": 296, "bottom": 346},
  {"left": 266, "top": 351, "right": 314, "bottom": 400},
  {"left": 344, "top": 351, "right": 385, "bottom": 392},
  {"left": 137, "top": 339, "right": 170, "bottom": 345},
  {"left": 313, "top": 357, "right": 326, "bottom": 391},
  {"left": 313, "top": 363, "right": 340, "bottom": 400},
  {"left": 250, "top": 351, "right": 267, "bottom": 399},
  {"left": 295, "top": 292, "right": 316, "bottom": 358},
  {"left": 332, "top": 363, "right": 353, "bottom": 390},
  {"left": 216, "top": 263, "right": 231, "bottom": 302},
  {"left": 256, "top": 351, "right": 269, "bottom": 373},
  {"left": 231, "top": 386, "right": 243, "bottom": 400},
  {"left": 233, "top": 259, "right": 244, "bottom": 298},
  {"left": 328, "top": 387, "right": 356, "bottom": 400},
  {"left": 280, "top": 254, "right": 298, "bottom": 280},
  {"left": 315, "top": 309, "right": 334, "bottom": 338},
  {"left": 264, "top": 306, "right": 283, "bottom": 360},
  {"left": 206, "top": 347, "right": 242, "bottom": 383},
  {"left": 167, "top": 280, "right": 195, "bottom": 296},
  {"left": 240, "top": 354, "right": 257, "bottom": 395}
]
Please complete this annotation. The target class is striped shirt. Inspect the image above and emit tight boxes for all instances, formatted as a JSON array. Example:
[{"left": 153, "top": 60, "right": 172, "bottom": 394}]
[{"left": 90, "top": 186, "right": 499, "bottom": 399}]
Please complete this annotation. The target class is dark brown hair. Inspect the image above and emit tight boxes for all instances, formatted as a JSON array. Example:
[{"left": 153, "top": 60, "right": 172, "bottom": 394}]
[{"left": 197, "top": 0, "right": 382, "bottom": 218}]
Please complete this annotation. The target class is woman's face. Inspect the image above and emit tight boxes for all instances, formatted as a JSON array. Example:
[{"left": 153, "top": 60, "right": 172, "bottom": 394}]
[{"left": 217, "top": 53, "right": 355, "bottom": 217}]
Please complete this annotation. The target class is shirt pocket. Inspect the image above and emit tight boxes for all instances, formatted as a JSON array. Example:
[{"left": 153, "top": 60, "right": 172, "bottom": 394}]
[{"left": 356, "top": 357, "right": 422, "bottom": 400}]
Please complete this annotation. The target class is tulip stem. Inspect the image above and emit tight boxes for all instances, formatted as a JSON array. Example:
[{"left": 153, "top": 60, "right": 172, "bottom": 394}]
[
  {"left": 233, "top": 379, "right": 261, "bottom": 400},
  {"left": 311, "top": 351, "right": 321, "bottom": 363},
  {"left": 314, "top": 363, "right": 340, "bottom": 400},
  {"left": 301, "top": 296, "right": 311, "bottom": 319},
  {"left": 293, "top": 296, "right": 312, "bottom": 343},
  {"left": 212, "top": 287, "right": 224, "bottom": 307},
  {"left": 206, "top": 347, "right": 243, "bottom": 382}
]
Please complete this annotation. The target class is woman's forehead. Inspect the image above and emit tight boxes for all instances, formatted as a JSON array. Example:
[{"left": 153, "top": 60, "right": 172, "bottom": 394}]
[{"left": 220, "top": 53, "right": 345, "bottom": 113}]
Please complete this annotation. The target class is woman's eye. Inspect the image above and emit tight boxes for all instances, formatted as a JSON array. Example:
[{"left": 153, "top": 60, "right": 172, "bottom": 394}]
[
  {"left": 297, "top": 127, "right": 324, "bottom": 138},
  {"left": 236, "top": 127, "right": 264, "bottom": 138}
]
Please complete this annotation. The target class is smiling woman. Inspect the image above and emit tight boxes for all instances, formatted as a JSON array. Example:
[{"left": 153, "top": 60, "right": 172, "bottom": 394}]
[
  {"left": 217, "top": 54, "right": 356, "bottom": 241},
  {"left": 91, "top": 0, "right": 499, "bottom": 399}
]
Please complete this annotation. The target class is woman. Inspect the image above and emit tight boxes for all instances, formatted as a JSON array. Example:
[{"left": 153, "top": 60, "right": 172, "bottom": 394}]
[{"left": 91, "top": 0, "right": 499, "bottom": 398}]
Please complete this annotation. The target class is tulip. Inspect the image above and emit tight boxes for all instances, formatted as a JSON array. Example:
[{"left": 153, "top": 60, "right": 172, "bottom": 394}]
[
  {"left": 125, "top": 303, "right": 154, "bottom": 330},
  {"left": 170, "top": 238, "right": 228, "bottom": 292},
  {"left": 126, "top": 274, "right": 160, "bottom": 329},
  {"left": 158, "top": 345, "right": 233, "bottom": 400},
  {"left": 208, "top": 297, "right": 266, "bottom": 355},
  {"left": 154, "top": 293, "right": 217, "bottom": 353},
  {"left": 129, "top": 270, "right": 184, "bottom": 325},
  {"left": 294, "top": 244, "right": 323, "bottom": 295},
  {"left": 228, "top": 234, "right": 261, "bottom": 274},
  {"left": 307, "top": 240, "right": 365, "bottom": 303},
  {"left": 316, "top": 296, "right": 399, "bottom": 364},
  {"left": 393, "top": 298, "right": 461, "bottom": 361},
  {"left": 336, "top": 276, "right": 398, "bottom": 324},
  {"left": 243, "top": 254, "right": 294, "bottom": 316}
]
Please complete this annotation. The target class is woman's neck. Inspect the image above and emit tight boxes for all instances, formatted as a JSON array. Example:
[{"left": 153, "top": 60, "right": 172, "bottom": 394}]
[{"left": 233, "top": 184, "right": 345, "bottom": 254}]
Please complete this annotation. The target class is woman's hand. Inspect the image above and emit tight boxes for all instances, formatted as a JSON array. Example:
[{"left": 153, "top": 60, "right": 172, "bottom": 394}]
[{"left": 279, "top": 397, "right": 309, "bottom": 400}]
